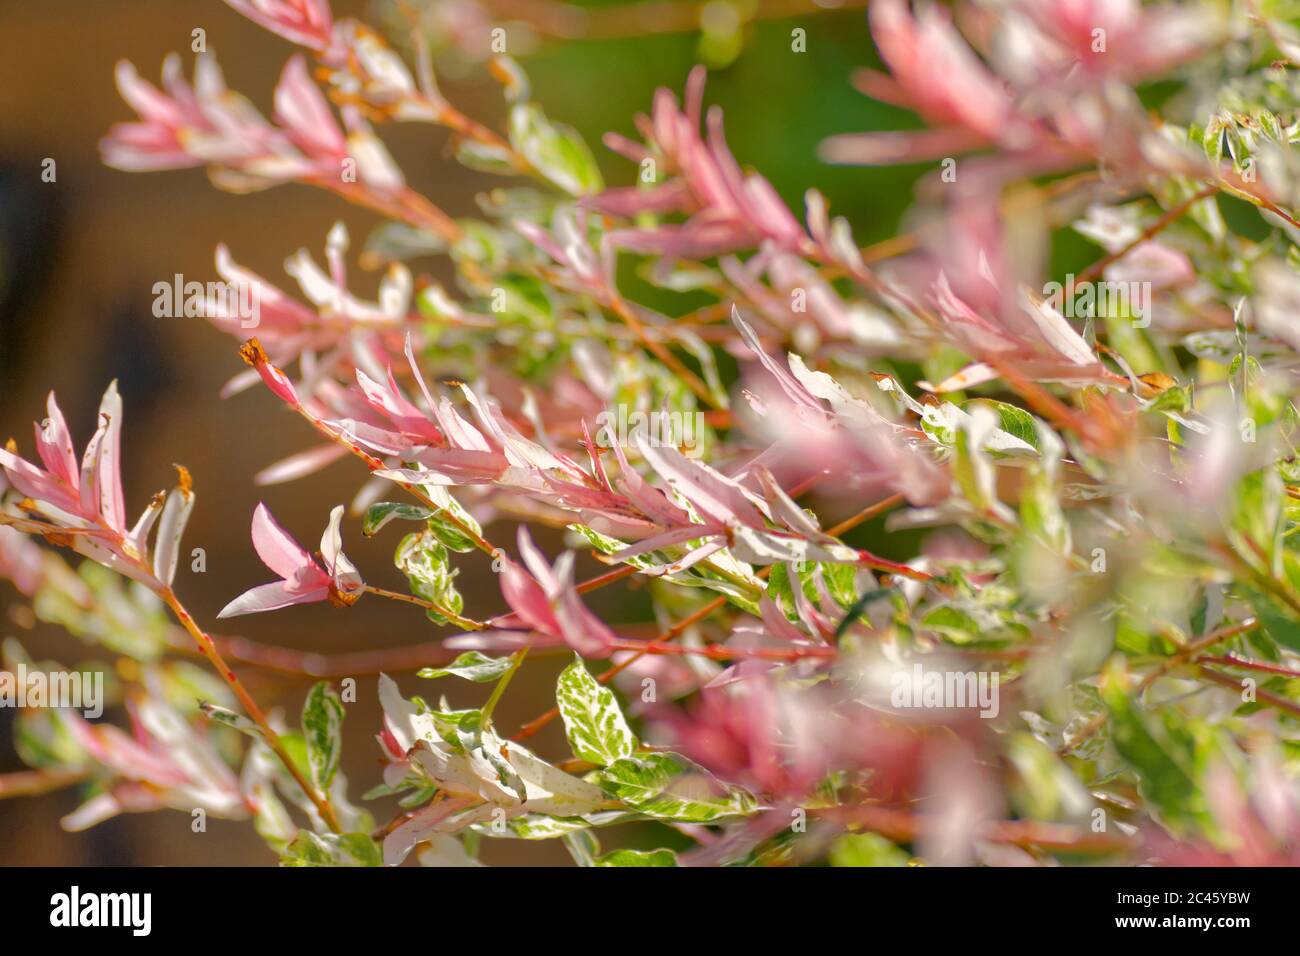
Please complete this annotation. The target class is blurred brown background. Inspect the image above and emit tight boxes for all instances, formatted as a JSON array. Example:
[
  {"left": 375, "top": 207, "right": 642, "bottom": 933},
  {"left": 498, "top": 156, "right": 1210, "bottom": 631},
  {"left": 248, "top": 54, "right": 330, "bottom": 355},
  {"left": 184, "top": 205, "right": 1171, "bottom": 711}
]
[{"left": 0, "top": 0, "right": 903, "bottom": 865}]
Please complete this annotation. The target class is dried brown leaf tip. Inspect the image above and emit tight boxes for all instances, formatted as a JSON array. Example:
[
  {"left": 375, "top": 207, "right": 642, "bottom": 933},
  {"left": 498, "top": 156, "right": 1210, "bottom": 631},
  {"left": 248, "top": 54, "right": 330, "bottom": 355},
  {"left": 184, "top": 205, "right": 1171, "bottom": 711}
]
[
  {"left": 1136, "top": 372, "right": 1176, "bottom": 398},
  {"left": 327, "top": 584, "right": 362, "bottom": 609},
  {"left": 239, "top": 338, "right": 269, "bottom": 368}
]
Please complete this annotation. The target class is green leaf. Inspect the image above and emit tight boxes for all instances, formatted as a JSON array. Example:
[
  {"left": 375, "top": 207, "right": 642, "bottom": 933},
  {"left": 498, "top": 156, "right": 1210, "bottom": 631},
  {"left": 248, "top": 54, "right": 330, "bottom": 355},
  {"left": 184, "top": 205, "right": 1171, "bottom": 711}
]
[
  {"left": 455, "top": 138, "right": 520, "bottom": 176},
  {"left": 568, "top": 524, "right": 654, "bottom": 570},
  {"left": 765, "top": 562, "right": 798, "bottom": 615},
  {"left": 489, "top": 274, "right": 554, "bottom": 328},
  {"left": 920, "top": 605, "right": 982, "bottom": 645},
  {"left": 242, "top": 744, "right": 297, "bottom": 852},
  {"left": 1099, "top": 660, "right": 1203, "bottom": 830},
  {"left": 1201, "top": 116, "right": 1224, "bottom": 166},
  {"left": 397, "top": 783, "right": 440, "bottom": 808},
  {"left": 833, "top": 588, "right": 892, "bottom": 640},
  {"left": 821, "top": 562, "right": 859, "bottom": 609},
  {"left": 422, "top": 486, "right": 484, "bottom": 554},
  {"left": 952, "top": 407, "right": 997, "bottom": 511},
  {"left": 474, "top": 810, "right": 632, "bottom": 840},
  {"left": 596, "top": 848, "right": 678, "bottom": 867},
  {"left": 966, "top": 399, "right": 1040, "bottom": 452},
  {"left": 828, "top": 833, "right": 909, "bottom": 867},
  {"left": 361, "top": 221, "right": 447, "bottom": 267},
  {"left": 1114, "top": 612, "right": 1178, "bottom": 657},
  {"left": 1019, "top": 420, "right": 1070, "bottom": 553},
  {"left": 448, "top": 219, "right": 512, "bottom": 272},
  {"left": 394, "top": 531, "right": 464, "bottom": 625},
  {"left": 199, "top": 701, "right": 261, "bottom": 738},
  {"left": 562, "top": 829, "right": 601, "bottom": 867},
  {"left": 1255, "top": 109, "right": 1284, "bottom": 143},
  {"left": 1246, "top": 589, "right": 1300, "bottom": 653},
  {"left": 1006, "top": 732, "right": 1094, "bottom": 823},
  {"left": 280, "top": 831, "right": 381, "bottom": 867},
  {"left": 419, "top": 651, "right": 515, "bottom": 683},
  {"left": 1147, "top": 384, "right": 1191, "bottom": 415},
  {"left": 767, "top": 560, "right": 847, "bottom": 618},
  {"left": 597, "top": 753, "right": 757, "bottom": 822},
  {"left": 509, "top": 103, "right": 603, "bottom": 196},
  {"left": 556, "top": 658, "right": 638, "bottom": 766},
  {"left": 301, "top": 682, "right": 345, "bottom": 792},
  {"left": 278, "top": 730, "right": 313, "bottom": 785},
  {"left": 363, "top": 501, "right": 434, "bottom": 536},
  {"left": 1229, "top": 469, "right": 1283, "bottom": 569},
  {"left": 1224, "top": 122, "right": 1252, "bottom": 174}
]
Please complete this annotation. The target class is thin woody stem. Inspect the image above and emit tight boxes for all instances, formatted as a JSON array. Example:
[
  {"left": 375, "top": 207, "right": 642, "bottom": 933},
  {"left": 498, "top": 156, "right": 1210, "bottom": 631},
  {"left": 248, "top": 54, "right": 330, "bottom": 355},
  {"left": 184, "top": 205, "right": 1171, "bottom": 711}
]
[
  {"left": 1061, "top": 617, "right": 1260, "bottom": 755},
  {"left": 1072, "top": 185, "right": 1216, "bottom": 288},
  {"left": 825, "top": 493, "right": 905, "bottom": 536},
  {"left": 180, "top": 629, "right": 581, "bottom": 679},
  {"left": 481, "top": 648, "right": 530, "bottom": 726},
  {"left": 361, "top": 584, "right": 485, "bottom": 631},
  {"left": 307, "top": 176, "right": 462, "bottom": 243},
  {"left": 1197, "top": 664, "right": 1300, "bottom": 719},
  {"left": 160, "top": 587, "right": 341, "bottom": 833},
  {"left": 1196, "top": 654, "right": 1300, "bottom": 678}
]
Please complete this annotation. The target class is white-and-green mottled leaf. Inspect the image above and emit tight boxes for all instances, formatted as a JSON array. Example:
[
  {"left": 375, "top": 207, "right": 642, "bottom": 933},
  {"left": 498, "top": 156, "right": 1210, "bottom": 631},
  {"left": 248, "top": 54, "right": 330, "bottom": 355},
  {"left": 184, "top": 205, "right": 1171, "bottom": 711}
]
[
  {"left": 967, "top": 399, "right": 1040, "bottom": 454},
  {"left": 362, "top": 221, "right": 447, "bottom": 266},
  {"left": 362, "top": 501, "right": 435, "bottom": 536},
  {"left": 302, "top": 682, "right": 345, "bottom": 792},
  {"left": 596, "top": 848, "right": 677, "bottom": 867},
  {"left": 562, "top": 828, "right": 601, "bottom": 867},
  {"left": 568, "top": 524, "right": 654, "bottom": 570},
  {"left": 597, "top": 753, "right": 757, "bottom": 822},
  {"left": 828, "top": 833, "right": 909, "bottom": 867},
  {"left": 418, "top": 651, "right": 514, "bottom": 683},
  {"left": 473, "top": 810, "right": 633, "bottom": 840},
  {"left": 422, "top": 485, "right": 484, "bottom": 553},
  {"left": 556, "top": 658, "right": 638, "bottom": 766},
  {"left": 509, "top": 103, "right": 603, "bottom": 196},
  {"left": 280, "top": 830, "right": 381, "bottom": 867},
  {"left": 394, "top": 531, "right": 464, "bottom": 625}
]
